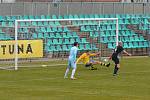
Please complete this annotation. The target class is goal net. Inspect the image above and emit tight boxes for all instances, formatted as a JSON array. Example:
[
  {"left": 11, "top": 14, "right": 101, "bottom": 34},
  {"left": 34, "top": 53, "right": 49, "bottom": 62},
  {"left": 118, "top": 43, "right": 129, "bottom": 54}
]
[{"left": 0, "top": 17, "right": 119, "bottom": 70}]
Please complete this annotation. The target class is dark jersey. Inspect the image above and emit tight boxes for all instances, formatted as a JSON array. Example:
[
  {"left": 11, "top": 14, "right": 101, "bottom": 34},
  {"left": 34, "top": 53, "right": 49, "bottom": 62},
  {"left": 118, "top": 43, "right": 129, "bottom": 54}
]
[
  {"left": 111, "top": 45, "right": 124, "bottom": 64},
  {"left": 114, "top": 45, "right": 124, "bottom": 55}
]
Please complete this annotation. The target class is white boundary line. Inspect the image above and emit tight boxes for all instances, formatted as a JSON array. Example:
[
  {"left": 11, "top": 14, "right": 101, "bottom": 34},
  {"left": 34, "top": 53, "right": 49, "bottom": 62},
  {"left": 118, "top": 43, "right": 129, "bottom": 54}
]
[
  {"left": 18, "top": 64, "right": 68, "bottom": 68},
  {"left": 17, "top": 63, "right": 85, "bottom": 68}
]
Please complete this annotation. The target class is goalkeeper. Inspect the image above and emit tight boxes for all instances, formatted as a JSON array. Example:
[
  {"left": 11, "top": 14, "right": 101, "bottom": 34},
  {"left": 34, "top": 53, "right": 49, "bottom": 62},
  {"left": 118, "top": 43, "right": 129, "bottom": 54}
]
[{"left": 76, "top": 50, "right": 110, "bottom": 70}]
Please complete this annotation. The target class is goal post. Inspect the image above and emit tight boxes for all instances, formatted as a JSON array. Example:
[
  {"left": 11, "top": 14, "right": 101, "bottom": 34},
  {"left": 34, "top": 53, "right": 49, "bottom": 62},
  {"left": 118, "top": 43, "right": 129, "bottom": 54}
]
[
  {"left": 13, "top": 18, "right": 119, "bottom": 70},
  {"left": 15, "top": 20, "right": 18, "bottom": 70}
]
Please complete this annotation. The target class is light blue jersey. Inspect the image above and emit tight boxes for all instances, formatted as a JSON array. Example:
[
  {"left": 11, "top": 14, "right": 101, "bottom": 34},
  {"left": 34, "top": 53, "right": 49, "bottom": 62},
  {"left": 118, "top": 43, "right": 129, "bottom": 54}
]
[
  {"left": 69, "top": 46, "right": 78, "bottom": 61},
  {"left": 68, "top": 46, "right": 78, "bottom": 68}
]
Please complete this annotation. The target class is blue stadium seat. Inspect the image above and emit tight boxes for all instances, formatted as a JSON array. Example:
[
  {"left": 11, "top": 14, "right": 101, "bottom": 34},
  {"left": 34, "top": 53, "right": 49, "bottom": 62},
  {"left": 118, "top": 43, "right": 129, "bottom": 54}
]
[
  {"left": 74, "top": 14, "right": 79, "bottom": 19},
  {"left": 108, "top": 43, "right": 114, "bottom": 49},
  {"left": 46, "top": 15, "right": 51, "bottom": 19},
  {"left": 70, "top": 38, "right": 75, "bottom": 44},
  {"left": 38, "top": 22, "right": 43, "bottom": 26},
  {"left": 41, "top": 27, "right": 46, "bottom": 33},
  {"left": 81, "top": 38, "right": 88, "bottom": 43},
  {"left": 56, "top": 45, "right": 62, "bottom": 51},
  {"left": 64, "top": 38, "right": 70, "bottom": 44},
  {"left": 41, "top": 15, "right": 46, "bottom": 19},
  {"left": 101, "top": 37, "right": 109, "bottom": 43},
  {"left": 52, "top": 15, "right": 57, "bottom": 19},
  {"left": 46, "top": 27, "right": 52, "bottom": 32},
  {"left": 59, "top": 39, "right": 63, "bottom": 44},
  {"left": 139, "top": 42, "right": 144, "bottom": 48},
  {"left": 44, "top": 33, "right": 50, "bottom": 38},
  {"left": 64, "top": 15, "right": 69, "bottom": 19},
  {"left": 67, "top": 32, "right": 72, "bottom": 38},
  {"left": 51, "top": 27, "right": 57, "bottom": 32},
  {"left": 93, "top": 32, "right": 99, "bottom": 38},
  {"left": 72, "top": 32, "right": 78, "bottom": 38},
  {"left": 62, "top": 45, "right": 69, "bottom": 51},
  {"left": 69, "top": 14, "right": 74, "bottom": 19},
  {"left": 38, "top": 33, "right": 44, "bottom": 39},
  {"left": 57, "top": 27, "right": 63, "bottom": 32},
  {"left": 0, "top": 16, "right": 4, "bottom": 21},
  {"left": 85, "top": 43, "right": 92, "bottom": 50},
  {"left": 55, "top": 33, "right": 62, "bottom": 38},
  {"left": 2, "top": 22, "right": 6, "bottom": 27},
  {"left": 58, "top": 15, "right": 63, "bottom": 19},
  {"left": 79, "top": 14, "right": 85, "bottom": 18},
  {"left": 63, "top": 33, "right": 69, "bottom": 38},
  {"left": 133, "top": 41, "right": 139, "bottom": 48},
  {"left": 43, "top": 21, "right": 49, "bottom": 26},
  {"left": 23, "top": 15, "right": 29, "bottom": 19},
  {"left": 143, "top": 41, "right": 149, "bottom": 47},
  {"left": 109, "top": 37, "right": 115, "bottom": 43},
  {"left": 8, "top": 22, "right": 14, "bottom": 27},
  {"left": 32, "top": 22, "right": 37, "bottom": 26},
  {"left": 128, "top": 42, "right": 134, "bottom": 48},
  {"left": 29, "top": 15, "right": 34, "bottom": 19},
  {"left": 32, "top": 33, "right": 38, "bottom": 39},
  {"left": 63, "top": 27, "right": 69, "bottom": 32},
  {"left": 106, "top": 31, "right": 111, "bottom": 37},
  {"left": 55, "top": 21, "right": 60, "bottom": 26},
  {"left": 81, "top": 26, "right": 86, "bottom": 32},
  {"left": 35, "top": 28, "right": 40, "bottom": 32},
  {"left": 139, "top": 35, "right": 146, "bottom": 41},
  {"left": 47, "top": 39, "right": 53, "bottom": 46},
  {"left": 75, "top": 38, "right": 81, "bottom": 43},
  {"left": 124, "top": 36, "right": 130, "bottom": 42},
  {"left": 20, "top": 22, "right": 26, "bottom": 27},
  {"left": 35, "top": 16, "right": 40, "bottom": 19},
  {"left": 79, "top": 44, "right": 85, "bottom": 50},
  {"left": 48, "top": 45, "right": 57, "bottom": 52},
  {"left": 53, "top": 39, "right": 59, "bottom": 44},
  {"left": 68, "top": 44, "right": 72, "bottom": 50},
  {"left": 123, "top": 42, "right": 128, "bottom": 48},
  {"left": 130, "top": 36, "right": 135, "bottom": 41},
  {"left": 49, "top": 33, "right": 55, "bottom": 38}
]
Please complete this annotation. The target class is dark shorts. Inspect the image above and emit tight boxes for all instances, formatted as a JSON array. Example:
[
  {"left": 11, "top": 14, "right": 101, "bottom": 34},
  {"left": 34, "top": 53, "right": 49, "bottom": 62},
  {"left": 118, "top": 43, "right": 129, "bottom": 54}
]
[
  {"left": 85, "top": 63, "right": 93, "bottom": 67},
  {"left": 85, "top": 60, "right": 95, "bottom": 67},
  {"left": 112, "top": 53, "right": 119, "bottom": 64}
]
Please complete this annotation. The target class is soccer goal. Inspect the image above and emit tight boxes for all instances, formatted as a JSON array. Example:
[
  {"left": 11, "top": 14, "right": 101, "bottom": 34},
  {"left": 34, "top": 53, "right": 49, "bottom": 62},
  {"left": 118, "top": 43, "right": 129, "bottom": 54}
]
[{"left": 0, "top": 17, "right": 119, "bottom": 70}]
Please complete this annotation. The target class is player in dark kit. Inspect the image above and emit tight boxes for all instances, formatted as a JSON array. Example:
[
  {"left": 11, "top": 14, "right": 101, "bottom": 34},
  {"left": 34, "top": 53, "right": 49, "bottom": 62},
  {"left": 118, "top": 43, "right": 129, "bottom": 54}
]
[{"left": 109, "top": 42, "right": 131, "bottom": 76}]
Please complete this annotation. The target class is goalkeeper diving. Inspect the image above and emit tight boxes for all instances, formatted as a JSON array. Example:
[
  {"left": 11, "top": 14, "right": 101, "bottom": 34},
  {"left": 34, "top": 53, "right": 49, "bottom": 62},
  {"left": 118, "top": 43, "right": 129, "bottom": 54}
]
[{"left": 76, "top": 50, "right": 110, "bottom": 70}]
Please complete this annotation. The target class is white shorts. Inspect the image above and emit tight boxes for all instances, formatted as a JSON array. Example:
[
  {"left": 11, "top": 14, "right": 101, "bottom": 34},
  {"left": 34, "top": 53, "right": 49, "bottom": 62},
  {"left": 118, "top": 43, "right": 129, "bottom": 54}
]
[{"left": 68, "top": 59, "right": 76, "bottom": 69}]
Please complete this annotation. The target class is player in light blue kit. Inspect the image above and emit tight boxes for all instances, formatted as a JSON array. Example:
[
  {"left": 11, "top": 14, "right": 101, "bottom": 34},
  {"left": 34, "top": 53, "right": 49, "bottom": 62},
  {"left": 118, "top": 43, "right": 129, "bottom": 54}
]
[{"left": 64, "top": 42, "right": 79, "bottom": 80}]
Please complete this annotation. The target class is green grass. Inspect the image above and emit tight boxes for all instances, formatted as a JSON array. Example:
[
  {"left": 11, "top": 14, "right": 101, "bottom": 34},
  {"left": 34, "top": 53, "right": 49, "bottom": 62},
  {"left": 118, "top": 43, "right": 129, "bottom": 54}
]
[{"left": 0, "top": 57, "right": 150, "bottom": 100}]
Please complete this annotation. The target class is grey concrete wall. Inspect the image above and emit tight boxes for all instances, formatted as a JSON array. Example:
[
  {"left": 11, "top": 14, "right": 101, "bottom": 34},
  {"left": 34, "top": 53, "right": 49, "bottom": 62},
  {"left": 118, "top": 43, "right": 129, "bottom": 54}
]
[{"left": 0, "top": 2, "right": 150, "bottom": 15}]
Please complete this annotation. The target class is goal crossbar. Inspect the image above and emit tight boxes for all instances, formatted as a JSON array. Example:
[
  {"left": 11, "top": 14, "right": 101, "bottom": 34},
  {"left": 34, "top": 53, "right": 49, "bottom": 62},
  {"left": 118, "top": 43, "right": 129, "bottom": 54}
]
[{"left": 16, "top": 18, "right": 118, "bottom": 22}]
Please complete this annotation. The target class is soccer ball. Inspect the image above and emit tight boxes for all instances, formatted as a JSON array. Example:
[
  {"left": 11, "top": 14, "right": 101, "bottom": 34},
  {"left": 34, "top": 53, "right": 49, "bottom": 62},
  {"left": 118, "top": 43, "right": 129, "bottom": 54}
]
[{"left": 103, "top": 58, "right": 108, "bottom": 62}]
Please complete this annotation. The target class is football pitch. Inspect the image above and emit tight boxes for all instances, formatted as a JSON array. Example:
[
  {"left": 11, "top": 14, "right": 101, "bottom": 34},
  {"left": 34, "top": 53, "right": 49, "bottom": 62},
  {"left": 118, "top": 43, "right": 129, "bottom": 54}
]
[{"left": 0, "top": 57, "right": 150, "bottom": 100}]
